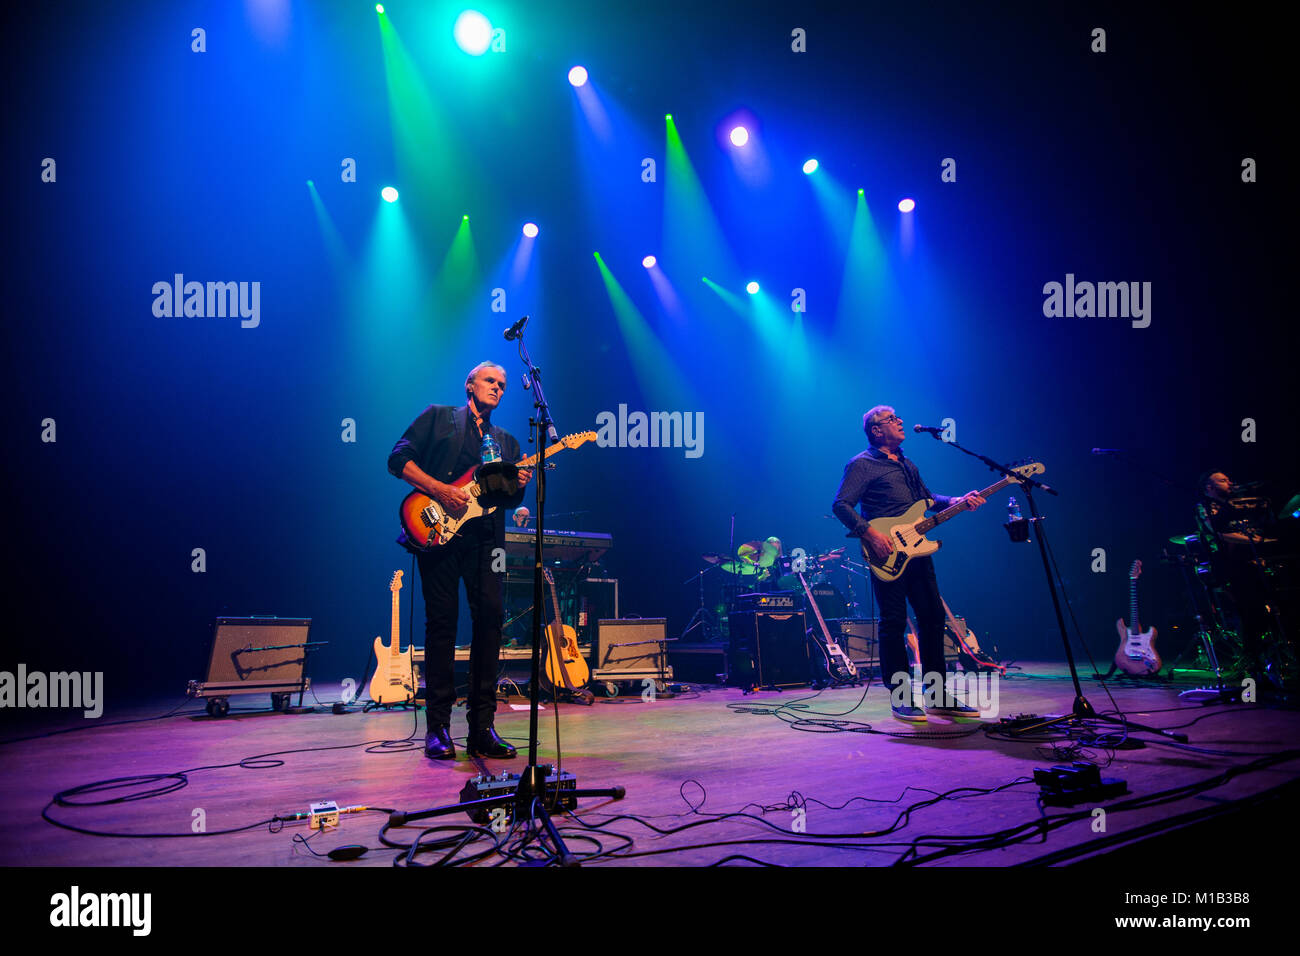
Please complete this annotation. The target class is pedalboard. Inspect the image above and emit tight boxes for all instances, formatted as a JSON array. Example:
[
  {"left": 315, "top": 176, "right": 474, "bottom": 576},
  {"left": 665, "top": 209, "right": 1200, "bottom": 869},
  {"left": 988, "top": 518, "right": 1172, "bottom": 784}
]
[
  {"left": 458, "top": 766, "right": 578, "bottom": 823},
  {"left": 1033, "top": 762, "right": 1128, "bottom": 806}
]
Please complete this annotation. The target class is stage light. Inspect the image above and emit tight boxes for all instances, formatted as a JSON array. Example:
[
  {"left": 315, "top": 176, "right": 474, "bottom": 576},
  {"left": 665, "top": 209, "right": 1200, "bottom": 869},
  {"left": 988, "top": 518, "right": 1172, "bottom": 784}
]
[
  {"left": 375, "top": 4, "right": 384, "bottom": 12},
  {"left": 454, "top": 10, "right": 492, "bottom": 55},
  {"left": 522, "top": 222, "right": 539, "bottom": 238},
  {"left": 729, "top": 126, "right": 749, "bottom": 147},
  {"left": 802, "top": 159, "right": 818, "bottom": 174},
  {"left": 898, "top": 198, "right": 915, "bottom": 213},
  {"left": 746, "top": 281, "right": 759, "bottom": 294},
  {"left": 463, "top": 214, "right": 469, "bottom": 221},
  {"left": 568, "top": 65, "right": 588, "bottom": 87},
  {"left": 306, "top": 179, "right": 314, "bottom": 187},
  {"left": 665, "top": 113, "right": 672, "bottom": 120},
  {"left": 858, "top": 188, "right": 864, "bottom": 196},
  {"left": 642, "top": 255, "right": 657, "bottom": 269},
  {"left": 381, "top": 186, "right": 399, "bottom": 203}
]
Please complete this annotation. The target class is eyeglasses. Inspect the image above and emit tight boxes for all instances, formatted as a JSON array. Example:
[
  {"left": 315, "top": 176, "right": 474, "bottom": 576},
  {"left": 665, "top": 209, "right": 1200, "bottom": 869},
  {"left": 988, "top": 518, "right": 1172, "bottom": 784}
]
[{"left": 874, "top": 415, "right": 902, "bottom": 426}]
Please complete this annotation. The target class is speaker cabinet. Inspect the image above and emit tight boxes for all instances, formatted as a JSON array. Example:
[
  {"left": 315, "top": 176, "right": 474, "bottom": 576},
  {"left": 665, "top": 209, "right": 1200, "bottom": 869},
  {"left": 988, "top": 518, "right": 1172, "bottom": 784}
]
[{"left": 728, "top": 610, "right": 809, "bottom": 689}]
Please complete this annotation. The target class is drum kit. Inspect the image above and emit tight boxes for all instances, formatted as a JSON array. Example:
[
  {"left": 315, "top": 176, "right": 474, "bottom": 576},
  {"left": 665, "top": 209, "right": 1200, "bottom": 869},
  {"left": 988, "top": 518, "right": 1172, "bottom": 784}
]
[
  {"left": 1163, "top": 493, "right": 1297, "bottom": 688},
  {"left": 681, "top": 539, "right": 868, "bottom": 642}
]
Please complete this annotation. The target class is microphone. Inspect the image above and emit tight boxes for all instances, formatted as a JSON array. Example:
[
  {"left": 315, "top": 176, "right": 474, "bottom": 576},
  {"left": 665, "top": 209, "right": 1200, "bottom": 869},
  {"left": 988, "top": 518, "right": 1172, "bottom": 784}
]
[
  {"left": 1091, "top": 448, "right": 1121, "bottom": 455},
  {"left": 913, "top": 424, "right": 944, "bottom": 435},
  {"left": 503, "top": 315, "right": 530, "bottom": 341}
]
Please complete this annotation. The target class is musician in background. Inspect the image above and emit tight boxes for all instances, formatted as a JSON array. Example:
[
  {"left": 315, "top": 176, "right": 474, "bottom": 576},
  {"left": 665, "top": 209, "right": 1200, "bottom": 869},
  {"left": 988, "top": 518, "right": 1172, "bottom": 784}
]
[
  {"left": 512, "top": 506, "right": 532, "bottom": 529},
  {"left": 737, "top": 536, "right": 784, "bottom": 586},
  {"left": 388, "top": 361, "right": 532, "bottom": 761},
  {"left": 832, "top": 406, "right": 985, "bottom": 722},
  {"left": 1195, "top": 470, "right": 1275, "bottom": 673}
]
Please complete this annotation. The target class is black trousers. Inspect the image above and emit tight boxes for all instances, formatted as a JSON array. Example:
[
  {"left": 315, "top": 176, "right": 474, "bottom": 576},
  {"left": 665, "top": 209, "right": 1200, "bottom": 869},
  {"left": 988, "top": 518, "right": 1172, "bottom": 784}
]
[
  {"left": 871, "top": 556, "right": 950, "bottom": 705},
  {"left": 416, "top": 531, "right": 503, "bottom": 732}
]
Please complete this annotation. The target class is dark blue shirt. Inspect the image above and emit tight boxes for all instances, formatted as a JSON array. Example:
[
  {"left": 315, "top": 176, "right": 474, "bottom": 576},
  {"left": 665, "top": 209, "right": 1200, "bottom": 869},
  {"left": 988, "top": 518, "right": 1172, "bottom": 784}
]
[{"left": 832, "top": 446, "right": 957, "bottom": 537}]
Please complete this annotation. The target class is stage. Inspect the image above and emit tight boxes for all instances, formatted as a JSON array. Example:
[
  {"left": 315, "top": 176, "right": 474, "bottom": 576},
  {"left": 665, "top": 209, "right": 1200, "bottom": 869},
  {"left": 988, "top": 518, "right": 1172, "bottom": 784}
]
[{"left": 4, "top": 663, "right": 1297, "bottom": 868}]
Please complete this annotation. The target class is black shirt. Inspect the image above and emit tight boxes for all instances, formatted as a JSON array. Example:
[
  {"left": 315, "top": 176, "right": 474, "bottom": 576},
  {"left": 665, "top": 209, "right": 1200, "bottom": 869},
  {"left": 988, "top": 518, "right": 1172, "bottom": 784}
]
[
  {"left": 832, "top": 445, "right": 957, "bottom": 537},
  {"left": 388, "top": 404, "right": 525, "bottom": 546}
]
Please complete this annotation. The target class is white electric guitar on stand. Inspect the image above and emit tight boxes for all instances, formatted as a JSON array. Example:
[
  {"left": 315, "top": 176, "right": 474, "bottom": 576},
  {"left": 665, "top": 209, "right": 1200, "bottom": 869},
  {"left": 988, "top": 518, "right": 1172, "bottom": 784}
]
[{"left": 369, "top": 571, "right": 416, "bottom": 705}]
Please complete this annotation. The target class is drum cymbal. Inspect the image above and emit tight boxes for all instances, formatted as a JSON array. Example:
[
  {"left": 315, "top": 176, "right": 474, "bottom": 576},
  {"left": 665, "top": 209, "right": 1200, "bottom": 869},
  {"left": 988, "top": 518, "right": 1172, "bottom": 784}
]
[
  {"left": 719, "top": 560, "right": 759, "bottom": 575},
  {"left": 701, "top": 552, "right": 728, "bottom": 565},
  {"left": 1168, "top": 534, "right": 1192, "bottom": 547}
]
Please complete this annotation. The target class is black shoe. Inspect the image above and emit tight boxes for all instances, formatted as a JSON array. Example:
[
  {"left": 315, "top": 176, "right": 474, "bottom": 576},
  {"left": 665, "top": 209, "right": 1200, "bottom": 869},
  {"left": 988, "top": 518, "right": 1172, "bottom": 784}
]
[
  {"left": 466, "top": 726, "right": 516, "bottom": 759},
  {"left": 424, "top": 726, "right": 456, "bottom": 760}
]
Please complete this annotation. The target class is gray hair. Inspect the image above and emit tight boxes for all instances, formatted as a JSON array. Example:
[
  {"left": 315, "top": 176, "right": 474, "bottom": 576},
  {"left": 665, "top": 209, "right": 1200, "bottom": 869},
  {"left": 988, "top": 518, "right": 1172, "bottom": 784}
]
[
  {"left": 465, "top": 361, "right": 507, "bottom": 398},
  {"left": 863, "top": 405, "right": 895, "bottom": 446}
]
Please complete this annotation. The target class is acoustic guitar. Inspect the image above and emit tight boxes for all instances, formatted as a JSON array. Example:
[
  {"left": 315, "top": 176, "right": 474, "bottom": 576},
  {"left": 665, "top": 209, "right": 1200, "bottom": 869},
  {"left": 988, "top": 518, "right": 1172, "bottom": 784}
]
[{"left": 540, "top": 568, "right": 592, "bottom": 700}]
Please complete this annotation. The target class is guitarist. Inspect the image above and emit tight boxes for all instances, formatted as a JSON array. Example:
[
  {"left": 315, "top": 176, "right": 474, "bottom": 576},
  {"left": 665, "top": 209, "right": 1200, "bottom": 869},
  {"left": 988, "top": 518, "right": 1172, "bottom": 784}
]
[
  {"left": 830, "top": 406, "right": 985, "bottom": 722},
  {"left": 387, "top": 362, "right": 533, "bottom": 760}
]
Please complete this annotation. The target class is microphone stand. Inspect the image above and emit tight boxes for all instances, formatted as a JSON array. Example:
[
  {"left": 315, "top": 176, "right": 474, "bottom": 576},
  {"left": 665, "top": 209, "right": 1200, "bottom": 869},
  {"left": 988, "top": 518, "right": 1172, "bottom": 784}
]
[
  {"left": 923, "top": 433, "right": 1185, "bottom": 742},
  {"left": 387, "top": 325, "right": 625, "bottom": 865}
]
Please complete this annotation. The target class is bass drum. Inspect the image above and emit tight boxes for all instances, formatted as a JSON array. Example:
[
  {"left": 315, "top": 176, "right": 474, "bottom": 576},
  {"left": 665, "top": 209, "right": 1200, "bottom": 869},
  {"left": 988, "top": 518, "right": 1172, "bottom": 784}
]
[{"left": 806, "top": 584, "right": 848, "bottom": 622}]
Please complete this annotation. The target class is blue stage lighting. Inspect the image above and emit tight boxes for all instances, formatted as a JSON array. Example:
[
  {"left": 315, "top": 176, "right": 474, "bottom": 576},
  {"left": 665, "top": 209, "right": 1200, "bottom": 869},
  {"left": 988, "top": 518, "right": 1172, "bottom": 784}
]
[
  {"left": 381, "top": 186, "right": 399, "bottom": 203},
  {"left": 568, "top": 65, "right": 588, "bottom": 87}
]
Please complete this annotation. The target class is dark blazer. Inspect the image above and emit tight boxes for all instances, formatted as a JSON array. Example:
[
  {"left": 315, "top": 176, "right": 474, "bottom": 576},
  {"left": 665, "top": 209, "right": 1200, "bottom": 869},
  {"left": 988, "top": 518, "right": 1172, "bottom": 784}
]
[{"left": 388, "top": 404, "right": 526, "bottom": 543}]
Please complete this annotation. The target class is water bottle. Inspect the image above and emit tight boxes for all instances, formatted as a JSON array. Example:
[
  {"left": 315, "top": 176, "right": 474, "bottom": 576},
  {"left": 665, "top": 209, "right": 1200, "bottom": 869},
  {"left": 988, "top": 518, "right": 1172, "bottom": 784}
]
[
  {"left": 1007, "top": 496, "right": 1023, "bottom": 521},
  {"left": 480, "top": 433, "right": 501, "bottom": 464}
]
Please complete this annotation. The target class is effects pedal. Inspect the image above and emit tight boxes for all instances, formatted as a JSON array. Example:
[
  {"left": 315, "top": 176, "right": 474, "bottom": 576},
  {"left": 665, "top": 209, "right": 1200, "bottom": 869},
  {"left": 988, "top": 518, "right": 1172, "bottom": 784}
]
[{"left": 458, "top": 766, "right": 578, "bottom": 824}]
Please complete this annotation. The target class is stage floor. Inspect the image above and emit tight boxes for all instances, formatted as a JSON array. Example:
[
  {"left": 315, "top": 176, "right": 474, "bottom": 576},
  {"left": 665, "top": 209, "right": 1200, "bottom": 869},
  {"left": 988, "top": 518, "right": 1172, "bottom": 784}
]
[{"left": 3, "top": 663, "right": 1297, "bottom": 867}]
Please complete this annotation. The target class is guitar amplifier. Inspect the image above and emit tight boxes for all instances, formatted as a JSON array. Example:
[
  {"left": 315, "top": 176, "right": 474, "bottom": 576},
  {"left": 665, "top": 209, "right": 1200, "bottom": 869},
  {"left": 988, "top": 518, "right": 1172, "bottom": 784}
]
[
  {"left": 825, "top": 618, "right": 879, "bottom": 668},
  {"left": 593, "top": 618, "right": 671, "bottom": 680},
  {"left": 187, "top": 618, "right": 312, "bottom": 710},
  {"left": 728, "top": 610, "right": 809, "bottom": 689},
  {"left": 732, "top": 591, "right": 799, "bottom": 613}
]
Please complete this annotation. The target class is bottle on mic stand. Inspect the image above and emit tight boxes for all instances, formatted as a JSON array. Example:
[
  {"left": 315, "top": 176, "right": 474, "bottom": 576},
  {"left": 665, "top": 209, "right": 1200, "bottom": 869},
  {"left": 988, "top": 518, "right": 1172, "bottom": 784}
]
[{"left": 1004, "top": 496, "right": 1030, "bottom": 543}]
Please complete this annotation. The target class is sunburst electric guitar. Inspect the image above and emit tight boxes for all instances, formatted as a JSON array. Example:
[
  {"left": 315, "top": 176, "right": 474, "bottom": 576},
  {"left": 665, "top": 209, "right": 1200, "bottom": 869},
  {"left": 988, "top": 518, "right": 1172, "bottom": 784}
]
[
  {"left": 369, "top": 571, "right": 416, "bottom": 704},
  {"left": 859, "top": 460, "right": 1045, "bottom": 583},
  {"left": 1114, "top": 559, "right": 1160, "bottom": 675},
  {"left": 398, "top": 431, "right": 596, "bottom": 550}
]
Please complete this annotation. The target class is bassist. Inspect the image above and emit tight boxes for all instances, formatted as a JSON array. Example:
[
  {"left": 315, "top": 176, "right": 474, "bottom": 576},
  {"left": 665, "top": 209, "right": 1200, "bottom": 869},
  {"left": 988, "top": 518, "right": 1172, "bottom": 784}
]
[
  {"left": 831, "top": 406, "right": 985, "bottom": 722},
  {"left": 387, "top": 362, "right": 533, "bottom": 760}
]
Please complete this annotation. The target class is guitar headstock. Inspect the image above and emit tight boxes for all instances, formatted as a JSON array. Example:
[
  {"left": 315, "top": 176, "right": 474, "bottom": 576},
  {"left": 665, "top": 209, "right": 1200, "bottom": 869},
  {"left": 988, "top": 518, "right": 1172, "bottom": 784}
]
[
  {"left": 543, "top": 567, "right": 556, "bottom": 586},
  {"left": 389, "top": 570, "right": 403, "bottom": 592},
  {"left": 1129, "top": 559, "right": 1142, "bottom": 580},
  {"left": 1010, "top": 460, "right": 1045, "bottom": 482},
  {"left": 560, "top": 430, "right": 598, "bottom": 451}
]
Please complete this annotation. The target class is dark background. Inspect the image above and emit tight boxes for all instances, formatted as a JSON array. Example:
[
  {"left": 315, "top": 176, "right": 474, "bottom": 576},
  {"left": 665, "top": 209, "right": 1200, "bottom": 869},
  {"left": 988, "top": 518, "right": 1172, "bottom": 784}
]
[{"left": 2, "top": 0, "right": 1292, "bottom": 703}]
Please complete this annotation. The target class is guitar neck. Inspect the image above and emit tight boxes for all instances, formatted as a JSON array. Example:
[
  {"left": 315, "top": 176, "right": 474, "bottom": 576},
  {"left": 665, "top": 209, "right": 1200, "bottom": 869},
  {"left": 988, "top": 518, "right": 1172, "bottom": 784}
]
[
  {"left": 798, "top": 573, "right": 834, "bottom": 642},
  {"left": 390, "top": 589, "right": 400, "bottom": 655},
  {"left": 517, "top": 442, "right": 570, "bottom": 470},
  {"left": 1129, "top": 578, "right": 1139, "bottom": 634},
  {"left": 918, "top": 474, "right": 1018, "bottom": 533}
]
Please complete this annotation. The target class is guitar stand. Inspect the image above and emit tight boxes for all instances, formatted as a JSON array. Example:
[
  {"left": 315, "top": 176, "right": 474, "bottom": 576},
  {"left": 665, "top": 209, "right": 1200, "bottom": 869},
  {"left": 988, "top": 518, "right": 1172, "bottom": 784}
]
[{"left": 388, "top": 323, "right": 624, "bottom": 866}]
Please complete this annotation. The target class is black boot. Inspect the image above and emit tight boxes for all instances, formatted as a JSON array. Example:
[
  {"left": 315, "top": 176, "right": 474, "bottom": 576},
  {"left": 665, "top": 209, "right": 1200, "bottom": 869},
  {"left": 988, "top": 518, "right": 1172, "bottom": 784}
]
[
  {"left": 424, "top": 725, "right": 456, "bottom": 760},
  {"left": 466, "top": 726, "right": 516, "bottom": 759}
]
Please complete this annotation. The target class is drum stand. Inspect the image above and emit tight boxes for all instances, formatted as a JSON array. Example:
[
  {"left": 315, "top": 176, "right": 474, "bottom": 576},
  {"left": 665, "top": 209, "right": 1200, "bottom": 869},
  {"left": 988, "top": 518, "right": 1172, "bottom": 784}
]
[{"left": 680, "top": 564, "right": 723, "bottom": 642}]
